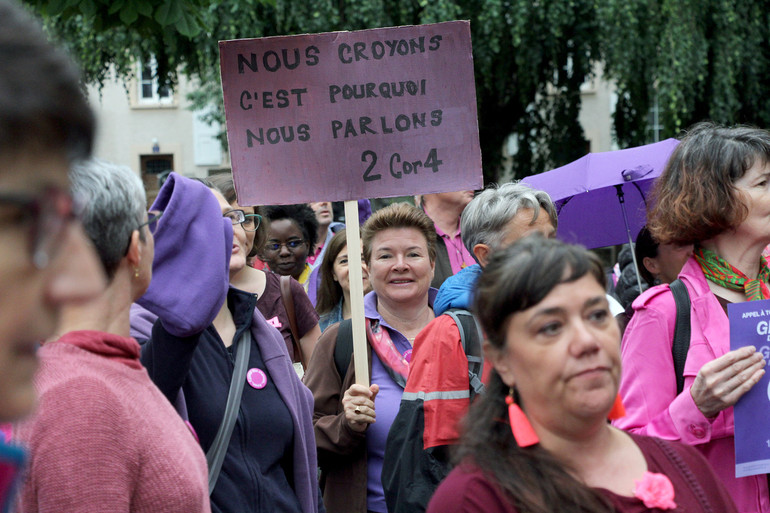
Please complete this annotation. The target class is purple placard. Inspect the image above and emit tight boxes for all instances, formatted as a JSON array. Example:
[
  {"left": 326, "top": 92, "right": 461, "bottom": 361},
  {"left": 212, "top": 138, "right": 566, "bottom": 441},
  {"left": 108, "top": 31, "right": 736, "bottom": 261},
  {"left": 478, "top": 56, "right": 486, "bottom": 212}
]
[
  {"left": 729, "top": 299, "right": 770, "bottom": 477},
  {"left": 219, "top": 21, "right": 482, "bottom": 206}
]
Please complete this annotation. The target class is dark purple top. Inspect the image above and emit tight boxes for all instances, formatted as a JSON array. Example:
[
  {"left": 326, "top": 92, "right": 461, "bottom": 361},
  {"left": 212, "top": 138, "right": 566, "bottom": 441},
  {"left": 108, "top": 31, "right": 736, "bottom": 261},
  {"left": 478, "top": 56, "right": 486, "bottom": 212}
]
[{"left": 256, "top": 271, "right": 319, "bottom": 362}]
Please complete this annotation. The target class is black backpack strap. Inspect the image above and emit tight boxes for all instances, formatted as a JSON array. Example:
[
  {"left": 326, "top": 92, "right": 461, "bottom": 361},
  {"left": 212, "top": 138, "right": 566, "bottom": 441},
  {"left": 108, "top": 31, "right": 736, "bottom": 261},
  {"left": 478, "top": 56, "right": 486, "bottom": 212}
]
[
  {"left": 670, "top": 279, "right": 691, "bottom": 395},
  {"left": 334, "top": 318, "right": 354, "bottom": 383},
  {"left": 444, "top": 308, "right": 485, "bottom": 401},
  {"left": 207, "top": 328, "right": 251, "bottom": 494}
]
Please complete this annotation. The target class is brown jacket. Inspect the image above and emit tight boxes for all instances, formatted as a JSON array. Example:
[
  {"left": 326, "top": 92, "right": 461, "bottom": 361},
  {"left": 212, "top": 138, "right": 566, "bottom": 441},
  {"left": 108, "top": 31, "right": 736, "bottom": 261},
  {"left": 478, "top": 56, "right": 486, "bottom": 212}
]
[{"left": 304, "top": 322, "right": 373, "bottom": 513}]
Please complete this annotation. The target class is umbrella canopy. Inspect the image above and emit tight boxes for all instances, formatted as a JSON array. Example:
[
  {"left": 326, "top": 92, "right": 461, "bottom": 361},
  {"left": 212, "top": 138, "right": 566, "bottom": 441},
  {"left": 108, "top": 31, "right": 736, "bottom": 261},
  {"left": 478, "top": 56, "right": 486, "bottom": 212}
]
[{"left": 522, "top": 138, "right": 679, "bottom": 249}]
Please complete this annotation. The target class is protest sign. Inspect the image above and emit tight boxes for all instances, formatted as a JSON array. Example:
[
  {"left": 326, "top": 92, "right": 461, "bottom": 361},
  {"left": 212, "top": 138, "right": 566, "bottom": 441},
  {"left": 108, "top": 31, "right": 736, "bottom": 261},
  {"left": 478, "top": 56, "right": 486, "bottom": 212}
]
[
  {"left": 729, "top": 299, "right": 770, "bottom": 477},
  {"left": 219, "top": 21, "right": 482, "bottom": 206}
]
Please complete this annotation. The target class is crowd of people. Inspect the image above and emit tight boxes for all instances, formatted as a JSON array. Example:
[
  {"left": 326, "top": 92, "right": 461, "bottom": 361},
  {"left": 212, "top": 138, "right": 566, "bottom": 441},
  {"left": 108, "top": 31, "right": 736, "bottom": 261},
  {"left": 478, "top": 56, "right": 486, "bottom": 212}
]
[{"left": 3, "top": 1, "right": 770, "bottom": 512}]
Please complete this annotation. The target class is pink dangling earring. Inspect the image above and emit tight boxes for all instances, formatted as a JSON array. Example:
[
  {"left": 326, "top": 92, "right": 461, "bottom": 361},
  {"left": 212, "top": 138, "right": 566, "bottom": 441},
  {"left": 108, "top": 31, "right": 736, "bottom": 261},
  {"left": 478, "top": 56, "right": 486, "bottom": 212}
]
[
  {"left": 505, "top": 388, "right": 539, "bottom": 447},
  {"left": 608, "top": 393, "right": 626, "bottom": 420}
]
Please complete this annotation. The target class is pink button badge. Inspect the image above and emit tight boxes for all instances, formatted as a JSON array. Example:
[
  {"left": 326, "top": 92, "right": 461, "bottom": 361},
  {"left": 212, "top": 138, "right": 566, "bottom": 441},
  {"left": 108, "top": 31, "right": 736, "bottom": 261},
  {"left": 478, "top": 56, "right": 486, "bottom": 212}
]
[{"left": 247, "top": 368, "right": 267, "bottom": 389}]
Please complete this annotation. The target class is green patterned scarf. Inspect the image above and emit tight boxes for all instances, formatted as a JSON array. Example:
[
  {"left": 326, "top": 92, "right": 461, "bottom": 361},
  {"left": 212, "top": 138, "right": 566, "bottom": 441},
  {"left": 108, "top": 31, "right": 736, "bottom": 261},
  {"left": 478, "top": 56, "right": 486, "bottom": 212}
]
[{"left": 694, "top": 246, "right": 770, "bottom": 301}]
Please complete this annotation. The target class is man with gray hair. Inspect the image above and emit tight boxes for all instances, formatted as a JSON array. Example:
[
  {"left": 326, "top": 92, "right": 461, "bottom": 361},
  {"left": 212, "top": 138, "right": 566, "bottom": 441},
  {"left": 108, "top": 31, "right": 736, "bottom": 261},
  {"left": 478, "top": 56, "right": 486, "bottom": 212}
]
[{"left": 382, "top": 182, "right": 558, "bottom": 513}]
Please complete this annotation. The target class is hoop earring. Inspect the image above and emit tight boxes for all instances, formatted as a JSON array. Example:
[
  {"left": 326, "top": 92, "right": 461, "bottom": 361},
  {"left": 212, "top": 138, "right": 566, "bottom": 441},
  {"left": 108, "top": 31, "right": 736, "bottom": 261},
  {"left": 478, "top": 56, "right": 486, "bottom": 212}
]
[
  {"left": 505, "top": 388, "right": 538, "bottom": 447},
  {"left": 608, "top": 393, "right": 626, "bottom": 420}
]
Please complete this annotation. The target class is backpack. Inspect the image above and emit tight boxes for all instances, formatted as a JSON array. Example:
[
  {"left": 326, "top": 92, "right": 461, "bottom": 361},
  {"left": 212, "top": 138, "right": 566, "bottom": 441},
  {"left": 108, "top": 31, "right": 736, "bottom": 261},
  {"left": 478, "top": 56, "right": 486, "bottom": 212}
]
[
  {"left": 333, "top": 308, "right": 486, "bottom": 400},
  {"left": 670, "top": 279, "right": 691, "bottom": 395}
]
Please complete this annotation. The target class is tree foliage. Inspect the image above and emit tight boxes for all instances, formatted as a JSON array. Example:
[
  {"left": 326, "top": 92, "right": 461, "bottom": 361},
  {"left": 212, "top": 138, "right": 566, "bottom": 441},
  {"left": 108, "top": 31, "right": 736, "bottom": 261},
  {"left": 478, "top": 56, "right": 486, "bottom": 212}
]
[
  {"left": 599, "top": 0, "right": 770, "bottom": 147},
  {"left": 29, "top": 0, "right": 770, "bottom": 182},
  {"left": 27, "top": 0, "right": 602, "bottom": 183}
]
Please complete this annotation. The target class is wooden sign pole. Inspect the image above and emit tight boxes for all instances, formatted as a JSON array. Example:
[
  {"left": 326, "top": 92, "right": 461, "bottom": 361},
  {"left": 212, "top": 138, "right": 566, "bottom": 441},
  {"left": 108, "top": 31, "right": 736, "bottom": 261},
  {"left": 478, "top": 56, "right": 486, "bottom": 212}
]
[{"left": 344, "top": 200, "right": 369, "bottom": 385}]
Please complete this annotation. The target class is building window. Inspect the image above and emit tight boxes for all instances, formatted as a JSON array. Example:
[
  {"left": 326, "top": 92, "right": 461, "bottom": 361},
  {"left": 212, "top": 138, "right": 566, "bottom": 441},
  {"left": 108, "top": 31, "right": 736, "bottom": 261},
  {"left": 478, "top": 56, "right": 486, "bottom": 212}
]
[
  {"left": 137, "top": 59, "right": 173, "bottom": 105},
  {"left": 140, "top": 154, "right": 174, "bottom": 202}
]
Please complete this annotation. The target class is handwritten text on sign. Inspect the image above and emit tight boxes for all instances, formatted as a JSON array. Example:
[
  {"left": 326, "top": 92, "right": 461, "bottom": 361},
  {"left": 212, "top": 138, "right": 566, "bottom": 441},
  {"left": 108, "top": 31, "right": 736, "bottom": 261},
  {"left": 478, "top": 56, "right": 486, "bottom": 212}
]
[{"left": 219, "top": 21, "right": 482, "bottom": 205}]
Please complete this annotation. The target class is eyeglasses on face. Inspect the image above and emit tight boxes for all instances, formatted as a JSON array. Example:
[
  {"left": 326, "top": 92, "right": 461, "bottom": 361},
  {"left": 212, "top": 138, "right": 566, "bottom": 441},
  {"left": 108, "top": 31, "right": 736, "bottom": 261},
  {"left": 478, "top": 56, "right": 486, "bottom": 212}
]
[
  {"left": 264, "top": 239, "right": 306, "bottom": 252},
  {"left": 0, "top": 186, "right": 80, "bottom": 269},
  {"left": 224, "top": 209, "right": 262, "bottom": 232},
  {"left": 123, "top": 210, "right": 163, "bottom": 256},
  {"left": 137, "top": 210, "right": 164, "bottom": 235}
]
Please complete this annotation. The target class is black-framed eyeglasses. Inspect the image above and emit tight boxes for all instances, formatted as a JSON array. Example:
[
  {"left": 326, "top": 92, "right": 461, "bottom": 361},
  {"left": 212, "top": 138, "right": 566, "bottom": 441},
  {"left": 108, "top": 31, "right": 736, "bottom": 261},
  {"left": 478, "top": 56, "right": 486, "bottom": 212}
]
[
  {"left": 137, "top": 210, "right": 163, "bottom": 235},
  {"left": 0, "top": 186, "right": 80, "bottom": 269},
  {"left": 224, "top": 209, "right": 262, "bottom": 232},
  {"left": 264, "top": 239, "right": 306, "bottom": 252}
]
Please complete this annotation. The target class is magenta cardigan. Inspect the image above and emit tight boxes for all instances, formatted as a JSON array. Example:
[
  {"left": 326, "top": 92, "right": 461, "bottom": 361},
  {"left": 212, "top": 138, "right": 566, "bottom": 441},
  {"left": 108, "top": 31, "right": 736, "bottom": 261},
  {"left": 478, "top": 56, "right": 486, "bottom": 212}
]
[{"left": 616, "top": 256, "right": 770, "bottom": 512}]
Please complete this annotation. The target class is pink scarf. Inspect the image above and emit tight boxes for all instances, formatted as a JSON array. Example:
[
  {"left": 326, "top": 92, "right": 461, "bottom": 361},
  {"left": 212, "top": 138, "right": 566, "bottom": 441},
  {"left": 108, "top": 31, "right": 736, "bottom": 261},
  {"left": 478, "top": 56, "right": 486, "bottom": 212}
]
[{"left": 366, "top": 319, "right": 409, "bottom": 388}]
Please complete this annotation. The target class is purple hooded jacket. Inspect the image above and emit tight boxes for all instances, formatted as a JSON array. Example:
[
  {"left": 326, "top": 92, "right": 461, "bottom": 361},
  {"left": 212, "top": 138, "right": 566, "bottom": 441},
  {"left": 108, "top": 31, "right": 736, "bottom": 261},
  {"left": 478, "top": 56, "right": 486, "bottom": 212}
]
[{"left": 130, "top": 172, "right": 322, "bottom": 512}]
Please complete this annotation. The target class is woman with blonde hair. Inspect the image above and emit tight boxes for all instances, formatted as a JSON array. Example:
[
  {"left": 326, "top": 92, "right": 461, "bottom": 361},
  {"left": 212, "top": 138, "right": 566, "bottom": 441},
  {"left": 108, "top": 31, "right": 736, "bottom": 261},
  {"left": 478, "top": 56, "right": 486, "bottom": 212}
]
[
  {"left": 206, "top": 174, "right": 320, "bottom": 369},
  {"left": 305, "top": 202, "right": 437, "bottom": 513}
]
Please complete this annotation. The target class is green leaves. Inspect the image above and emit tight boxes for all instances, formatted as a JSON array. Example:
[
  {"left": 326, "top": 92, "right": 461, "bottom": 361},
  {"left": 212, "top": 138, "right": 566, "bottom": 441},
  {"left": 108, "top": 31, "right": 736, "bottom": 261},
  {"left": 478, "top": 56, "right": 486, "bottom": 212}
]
[
  {"left": 600, "top": 0, "right": 770, "bottom": 146},
  {"left": 155, "top": 0, "right": 182, "bottom": 25},
  {"left": 26, "top": 0, "right": 770, "bottom": 183},
  {"left": 120, "top": 3, "right": 139, "bottom": 24}
]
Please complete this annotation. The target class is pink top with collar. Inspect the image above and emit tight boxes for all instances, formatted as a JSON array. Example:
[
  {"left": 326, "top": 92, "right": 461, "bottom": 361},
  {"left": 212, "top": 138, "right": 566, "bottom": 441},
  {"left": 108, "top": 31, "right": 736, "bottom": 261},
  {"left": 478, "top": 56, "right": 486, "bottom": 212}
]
[
  {"left": 433, "top": 224, "right": 475, "bottom": 275},
  {"left": 616, "top": 256, "right": 770, "bottom": 513}
]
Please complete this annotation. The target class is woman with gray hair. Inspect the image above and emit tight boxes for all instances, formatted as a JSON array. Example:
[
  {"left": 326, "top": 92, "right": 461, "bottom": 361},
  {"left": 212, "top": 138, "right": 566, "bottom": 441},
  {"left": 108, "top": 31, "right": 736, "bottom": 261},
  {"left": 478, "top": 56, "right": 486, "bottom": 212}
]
[
  {"left": 382, "top": 181, "right": 558, "bottom": 513},
  {"left": 13, "top": 159, "right": 211, "bottom": 512}
]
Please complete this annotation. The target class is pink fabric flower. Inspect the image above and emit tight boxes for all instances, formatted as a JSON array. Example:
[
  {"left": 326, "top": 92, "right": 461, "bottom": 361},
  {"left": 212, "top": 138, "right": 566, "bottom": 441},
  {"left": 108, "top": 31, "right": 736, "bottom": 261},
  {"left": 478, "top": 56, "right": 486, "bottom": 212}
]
[{"left": 634, "top": 471, "right": 677, "bottom": 510}]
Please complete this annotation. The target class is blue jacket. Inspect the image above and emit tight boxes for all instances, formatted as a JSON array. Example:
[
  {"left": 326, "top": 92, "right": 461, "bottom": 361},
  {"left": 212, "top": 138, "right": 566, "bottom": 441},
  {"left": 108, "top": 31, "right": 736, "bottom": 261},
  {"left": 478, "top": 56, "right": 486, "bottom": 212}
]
[
  {"left": 319, "top": 299, "right": 344, "bottom": 333},
  {"left": 432, "top": 264, "right": 481, "bottom": 316}
]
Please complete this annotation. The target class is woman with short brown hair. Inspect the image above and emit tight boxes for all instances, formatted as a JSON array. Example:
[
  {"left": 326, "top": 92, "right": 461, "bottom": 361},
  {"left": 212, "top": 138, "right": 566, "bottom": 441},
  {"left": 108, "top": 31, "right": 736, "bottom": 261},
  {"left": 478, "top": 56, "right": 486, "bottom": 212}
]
[
  {"left": 618, "top": 122, "right": 770, "bottom": 512},
  {"left": 305, "top": 202, "right": 437, "bottom": 513}
]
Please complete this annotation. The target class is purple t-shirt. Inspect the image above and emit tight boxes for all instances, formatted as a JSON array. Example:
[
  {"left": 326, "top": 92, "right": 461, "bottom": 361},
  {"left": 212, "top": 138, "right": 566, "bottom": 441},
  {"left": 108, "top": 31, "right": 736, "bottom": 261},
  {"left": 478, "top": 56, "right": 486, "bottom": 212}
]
[
  {"left": 363, "top": 289, "right": 437, "bottom": 513},
  {"left": 256, "top": 271, "right": 319, "bottom": 362}
]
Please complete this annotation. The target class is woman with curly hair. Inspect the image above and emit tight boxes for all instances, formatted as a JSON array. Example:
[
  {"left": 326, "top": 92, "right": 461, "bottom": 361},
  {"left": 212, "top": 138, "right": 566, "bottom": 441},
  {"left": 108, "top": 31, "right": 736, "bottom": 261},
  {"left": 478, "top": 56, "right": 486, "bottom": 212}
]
[{"left": 262, "top": 203, "right": 319, "bottom": 289}]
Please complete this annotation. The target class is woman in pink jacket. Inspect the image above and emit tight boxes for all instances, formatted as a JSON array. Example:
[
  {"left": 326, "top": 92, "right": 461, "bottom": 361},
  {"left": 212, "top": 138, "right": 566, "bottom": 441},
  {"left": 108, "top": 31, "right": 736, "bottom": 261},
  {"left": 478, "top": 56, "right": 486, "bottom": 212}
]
[{"left": 617, "top": 122, "right": 770, "bottom": 512}]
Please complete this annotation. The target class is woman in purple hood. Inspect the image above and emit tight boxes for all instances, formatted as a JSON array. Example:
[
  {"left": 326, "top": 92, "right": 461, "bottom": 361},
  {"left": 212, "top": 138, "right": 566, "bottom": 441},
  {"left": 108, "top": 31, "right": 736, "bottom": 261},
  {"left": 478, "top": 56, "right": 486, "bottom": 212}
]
[{"left": 131, "top": 173, "right": 324, "bottom": 513}]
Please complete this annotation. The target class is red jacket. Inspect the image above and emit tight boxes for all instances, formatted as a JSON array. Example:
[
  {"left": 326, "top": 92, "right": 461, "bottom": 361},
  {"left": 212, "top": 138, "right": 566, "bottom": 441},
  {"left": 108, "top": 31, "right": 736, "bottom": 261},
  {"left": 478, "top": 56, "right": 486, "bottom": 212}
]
[{"left": 382, "top": 314, "right": 491, "bottom": 513}]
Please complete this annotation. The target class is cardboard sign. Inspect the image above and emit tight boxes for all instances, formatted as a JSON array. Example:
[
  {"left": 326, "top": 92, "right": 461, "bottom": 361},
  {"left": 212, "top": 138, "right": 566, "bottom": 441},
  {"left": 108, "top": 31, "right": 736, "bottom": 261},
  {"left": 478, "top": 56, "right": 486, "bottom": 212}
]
[
  {"left": 729, "top": 299, "right": 770, "bottom": 477},
  {"left": 219, "top": 21, "right": 482, "bottom": 205}
]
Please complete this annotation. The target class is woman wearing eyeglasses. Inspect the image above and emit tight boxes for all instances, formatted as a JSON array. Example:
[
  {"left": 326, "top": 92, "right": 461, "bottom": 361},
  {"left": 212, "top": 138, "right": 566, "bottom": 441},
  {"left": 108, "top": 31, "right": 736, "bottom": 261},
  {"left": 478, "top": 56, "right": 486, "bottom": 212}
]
[
  {"left": 132, "top": 173, "right": 323, "bottom": 513},
  {"left": 0, "top": 5, "right": 106, "bottom": 511},
  {"left": 14, "top": 160, "right": 211, "bottom": 512},
  {"left": 206, "top": 175, "right": 321, "bottom": 372},
  {"left": 261, "top": 204, "right": 318, "bottom": 289}
]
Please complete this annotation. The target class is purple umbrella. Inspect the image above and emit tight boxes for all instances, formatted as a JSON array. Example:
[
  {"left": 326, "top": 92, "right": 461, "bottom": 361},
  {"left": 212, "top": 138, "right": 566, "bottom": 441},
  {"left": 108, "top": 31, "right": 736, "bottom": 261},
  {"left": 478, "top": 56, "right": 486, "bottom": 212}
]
[{"left": 522, "top": 138, "right": 679, "bottom": 289}]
